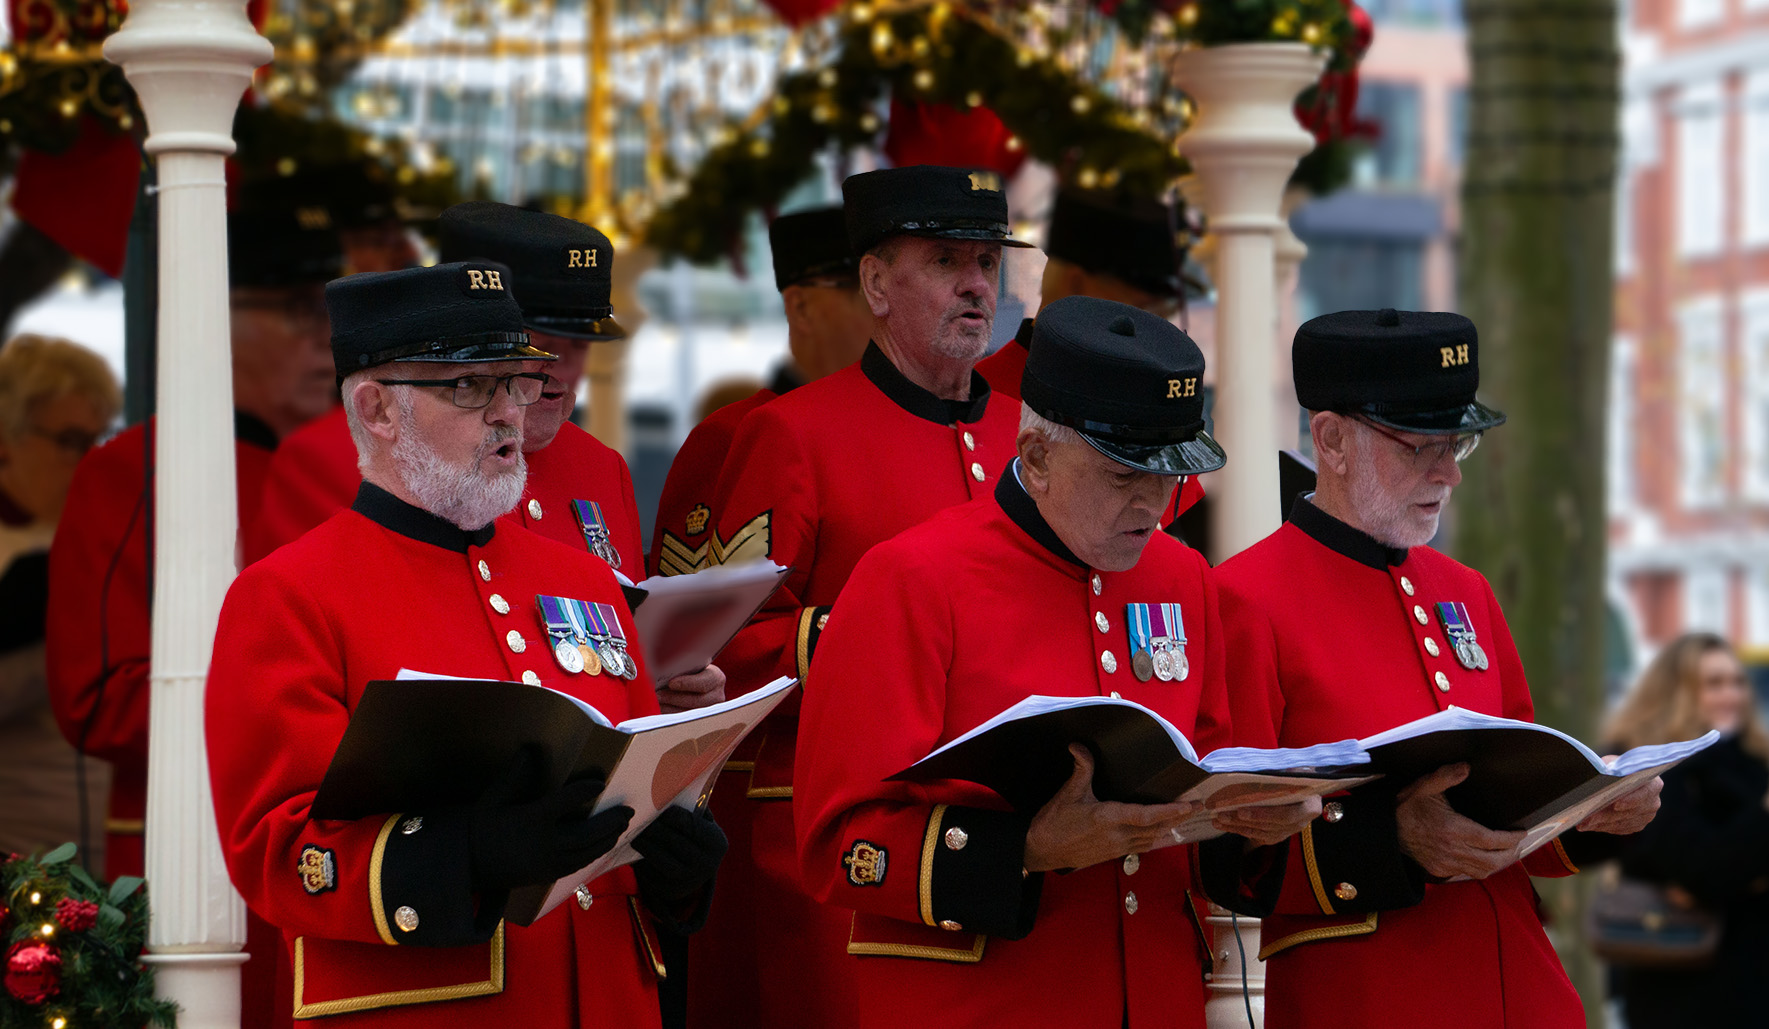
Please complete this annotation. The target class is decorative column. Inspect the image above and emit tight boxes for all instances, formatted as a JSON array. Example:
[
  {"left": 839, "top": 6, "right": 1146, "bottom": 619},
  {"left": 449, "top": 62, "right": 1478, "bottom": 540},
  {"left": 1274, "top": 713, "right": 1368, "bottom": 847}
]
[
  {"left": 104, "top": 3, "right": 271, "bottom": 1026},
  {"left": 1173, "top": 43, "right": 1322, "bottom": 1029},
  {"left": 1172, "top": 42, "right": 1324, "bottom": 564}
]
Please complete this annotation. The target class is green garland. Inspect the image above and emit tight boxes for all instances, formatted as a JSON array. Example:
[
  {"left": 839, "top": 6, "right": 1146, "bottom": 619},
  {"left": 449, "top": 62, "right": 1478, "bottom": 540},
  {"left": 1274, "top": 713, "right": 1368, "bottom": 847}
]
[
  {"left": 645, "top": 4, "right": 1191, "bottom": 264},
  {"left": 1, "top": 845, "right": 175, "bottom": 1029}
]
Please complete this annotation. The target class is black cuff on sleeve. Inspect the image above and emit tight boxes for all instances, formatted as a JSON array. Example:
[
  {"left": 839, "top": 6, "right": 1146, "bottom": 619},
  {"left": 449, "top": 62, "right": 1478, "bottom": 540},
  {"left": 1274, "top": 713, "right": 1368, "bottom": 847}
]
[
  {"left": 797, "top": 605, "right": 833, "bottom": 682},
  {"left": 643, "top": 877, "right": 715, "bottom": 936},
  {"left": 378, "top": 809, "right": 507, "bottom": 948},
  {"left": 1199, "top": 834, "right": 1287, "bottom": 917},
  {"left": 927, "top": 806, "right": 1043, "bottom": 940},
  {"left": 0, "top": 551, "right": 49, "bottom": 653},
  {"left": 1559, "top": 828, "right": 1626, "bottom": 868},
  {"left": 1305, "top": 785, "right": 1426, "bottom": 913}
]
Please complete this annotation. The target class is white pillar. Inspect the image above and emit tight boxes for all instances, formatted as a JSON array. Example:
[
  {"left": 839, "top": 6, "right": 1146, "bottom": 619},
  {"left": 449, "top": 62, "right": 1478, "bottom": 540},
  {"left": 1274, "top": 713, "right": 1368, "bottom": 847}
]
[
  {"left": 1204, "top": 906, "right": 1266, "bottom": 1027},
  {"left": 1171, "top": 42, "right": 1324, "bottom": 564},
  {"left": 104, "top": 3, "right": 271, "bottom": 1025}
]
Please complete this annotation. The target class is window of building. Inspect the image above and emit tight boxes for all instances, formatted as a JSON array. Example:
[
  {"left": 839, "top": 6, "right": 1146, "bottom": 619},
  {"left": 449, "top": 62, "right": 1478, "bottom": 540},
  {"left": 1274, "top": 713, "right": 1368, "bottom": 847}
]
[
  {"left": 1679, "top": 0, "right": 1725, "bottom": 28},
  {"left": 1679, "top": 297, "right": 1726, "bottom": 508},
  {"left": 1353, "top": 82, "right": 1423, "bottom": 189},
  {"left": 1745, "top": 71, "right": 1769, "bottom": 247},
  {"left": 1677, "top": 80, "right": 1724, "bottom": 257},
  {"left": 1609, "top": 335, "right": 1636, "bottom": 512},
  {"left": 1742, "top": 291, "right": 1769, "bottom": 502},
  {"left": 1686, "top": 567, "right": 1729, "bottom": 635},
  {"left": 1295, "top": 236, "right": 1425, "bottom": 321}
]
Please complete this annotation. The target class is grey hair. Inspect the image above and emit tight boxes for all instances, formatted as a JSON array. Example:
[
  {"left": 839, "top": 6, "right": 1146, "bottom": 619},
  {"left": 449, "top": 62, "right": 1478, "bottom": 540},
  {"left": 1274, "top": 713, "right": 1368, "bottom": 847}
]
[
  {"left": 1019, "top": 402, "right": 1081, "bottom": 446},
  {"left": 341, "top": 366, "right": 416, "bottom": 472}
]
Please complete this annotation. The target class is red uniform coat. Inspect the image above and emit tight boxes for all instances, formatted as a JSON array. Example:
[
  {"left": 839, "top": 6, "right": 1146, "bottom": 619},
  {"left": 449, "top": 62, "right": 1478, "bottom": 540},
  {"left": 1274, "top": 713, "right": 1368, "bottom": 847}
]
[
  {"left": 796, "top": 471, "right": 1236, "bottom": 1028},
  {"left": 242, "top": 409, "right": 643, "bottom": 573},
  {"left": 647, "top": 390, "right": 773, "bottom": 578},
  {"left": 207, "top": 484, "right": 665, "bottom": 1027},
  {"left": 46, "top": 412, "right": 278, "bottom": 877},
  {"left": 1214, "top": 501, "right": 1589, "bottom": 1029},
  {"left": 689, "top": 343, "right": 1018, "bottom": 1029},
  {"left": 978, "top": 319, "right": 1204, "bottom": 523}
]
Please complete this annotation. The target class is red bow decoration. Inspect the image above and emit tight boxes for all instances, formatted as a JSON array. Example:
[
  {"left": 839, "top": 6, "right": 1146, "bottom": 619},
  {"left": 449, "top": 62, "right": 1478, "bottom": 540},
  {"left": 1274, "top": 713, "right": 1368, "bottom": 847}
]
[
  {"left": 759, "top": 0, "right": 842, "bottom": 28},
  {"left": 1294, "top": 1, "right": 1379, "bottom": 146},
  {"left": 881, "top": 97, "right": 1026, "bottom": 180}
]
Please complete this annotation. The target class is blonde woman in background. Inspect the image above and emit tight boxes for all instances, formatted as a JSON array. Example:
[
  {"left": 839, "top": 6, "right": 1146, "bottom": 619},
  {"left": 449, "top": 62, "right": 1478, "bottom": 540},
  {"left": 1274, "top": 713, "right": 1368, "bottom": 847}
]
[
  {"left": 1602, "top": 633, "right": 1769, "bottom": 1027},
  {"left": 0, "top": 334, "right": 118, "bottom": 865}
]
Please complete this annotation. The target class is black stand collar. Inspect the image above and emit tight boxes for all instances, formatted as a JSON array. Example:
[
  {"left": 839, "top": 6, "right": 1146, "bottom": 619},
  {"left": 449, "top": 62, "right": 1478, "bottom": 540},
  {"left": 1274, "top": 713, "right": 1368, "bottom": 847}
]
[
  {"left": 994, "top": 458, "right": 1085, "bottom": 569},
  {"left": 860, "top": 342, "right": 993, "bottom": 426},
  {"left": 1012, "top": 317, "right": 1034, "bottom": 352},
  {"left": 353, "top": 481, "right": 496, "bottom": 553},
  {"left": 1288, "top": 496, "right": 1408, "bottom": 570},
  {"left": 234, "top": 410, "right": 280, "bottom": 451}
]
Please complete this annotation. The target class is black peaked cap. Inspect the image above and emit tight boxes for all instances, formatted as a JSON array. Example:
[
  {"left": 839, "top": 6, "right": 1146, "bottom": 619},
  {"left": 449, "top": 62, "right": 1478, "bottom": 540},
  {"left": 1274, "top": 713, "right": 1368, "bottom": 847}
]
[
  {"left": 439, "top": 201, "right": 626, "bottom": 341},
  {"left": 327, "top": 261, "right": 557, "bottom": 376},
  {"left": 770, "top": 206, "right": 858, "bottom": 291},
  {"left": 1044, "top": 189, "right": 1182, "bottom": 298},
  {"left": 843, "top": 165, "right": 1037, "bottom": 255},
  {"left": 228, "top": 178, "right": 346, "bottom": 289},
  {"left": 1293, "top": 307, "right": 1506, "bottom": 435},
  {"left": 1022, "top": 295, "right": 1225, "bottom": 476}
]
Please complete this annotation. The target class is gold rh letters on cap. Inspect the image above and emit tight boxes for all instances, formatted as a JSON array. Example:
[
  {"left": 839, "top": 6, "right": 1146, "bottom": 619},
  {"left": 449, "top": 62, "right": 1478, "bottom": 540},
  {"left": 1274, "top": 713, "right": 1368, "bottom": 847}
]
[
  {"left": 1166, "top": 378, "right": 1198, "bottom": 399},
  {"left": 1440, "top": 344, "right": 1469, "bottom": 368},
  {"left": 467, "top": 270, "right": 505, "bottom": 291},
  {"left": 968, "top": 171, "right": 1002, "bottom": 193},
  {"left": 567, "top": 249, "right": 600, "bottom": 269}
]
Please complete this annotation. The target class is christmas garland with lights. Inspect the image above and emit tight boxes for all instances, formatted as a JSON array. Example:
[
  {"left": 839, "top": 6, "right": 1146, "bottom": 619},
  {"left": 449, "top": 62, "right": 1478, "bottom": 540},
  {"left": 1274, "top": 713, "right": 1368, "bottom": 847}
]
[
  {"left": 1, "top": 845, "right": 175, "bottom": 1029},
  {"left": 645, "top": 3, "right": 1194, "bottom": 265}
]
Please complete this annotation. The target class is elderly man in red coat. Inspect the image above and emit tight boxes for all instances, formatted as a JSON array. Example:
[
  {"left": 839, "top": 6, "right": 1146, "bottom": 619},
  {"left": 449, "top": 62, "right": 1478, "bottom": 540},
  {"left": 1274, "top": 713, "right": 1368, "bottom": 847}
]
[
  {"left": 1214, "top": 308, "right": 1662, "bottom": 1029},
  {"left": 796, "top": 296, "right": 1317, "bottom": 1028},
  {"left": 689, "top": 165, "right": 1033, "bottom": 1029},
  {"left": 207, "top": 261, "right": 725, "bottom": 1027}
]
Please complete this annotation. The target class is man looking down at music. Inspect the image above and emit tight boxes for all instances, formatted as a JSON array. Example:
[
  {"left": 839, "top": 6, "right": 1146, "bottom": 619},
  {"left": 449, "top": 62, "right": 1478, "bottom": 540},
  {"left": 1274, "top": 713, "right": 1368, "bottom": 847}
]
[{"left": 794, "top": 296, "right": 1318, "bottom": 1029}]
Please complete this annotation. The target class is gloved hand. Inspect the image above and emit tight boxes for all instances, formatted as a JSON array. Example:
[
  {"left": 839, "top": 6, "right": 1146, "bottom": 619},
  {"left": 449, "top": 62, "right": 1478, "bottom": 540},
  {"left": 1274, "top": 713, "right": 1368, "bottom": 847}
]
[
  {"left": 468, "top": 767, "right": 633, "bottom": 892},
  {"left": 634, "top": 805, "right": 728, "bottom": 904}
]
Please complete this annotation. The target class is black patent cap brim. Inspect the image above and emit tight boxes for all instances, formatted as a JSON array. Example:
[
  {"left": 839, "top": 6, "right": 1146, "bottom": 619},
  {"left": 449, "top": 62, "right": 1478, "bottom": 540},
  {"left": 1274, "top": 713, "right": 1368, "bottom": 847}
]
[
  {"left": 1081, "top": 428, "right": 1227, "bottom": 476},
  {"left": 397, "top": 342, "right": 560, "bottom": 363},
  {"left": 1360, "top": 399, "right": 1506, "bottom": 436},
  {"left": 906, "top": 227, "right": 1038, "bottom": 248},
  {"left": 524, "top": 315, "right": 628, "bottom": 342}
]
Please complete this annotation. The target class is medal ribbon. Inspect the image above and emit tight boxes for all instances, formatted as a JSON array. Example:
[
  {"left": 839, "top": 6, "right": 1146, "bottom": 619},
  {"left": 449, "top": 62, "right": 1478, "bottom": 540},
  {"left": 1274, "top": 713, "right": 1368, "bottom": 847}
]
[
  {"left": 592, "top": 601, "right": 627, "bottom": 643},
  {"left": 1164, "top": 603, "right": 1187, "bottom": 645},
  {"left": 564, "top": 597, "right": 593, "bottom": 642},
  {"left": 538, "top": 595, "right": 572, "bottom": 642},
  {"left": 1149, "top": 603, "right": 1169, "bottom": 644},
  {"left": 1128, "top": 604, "right": 1152, "bottom": 652}
]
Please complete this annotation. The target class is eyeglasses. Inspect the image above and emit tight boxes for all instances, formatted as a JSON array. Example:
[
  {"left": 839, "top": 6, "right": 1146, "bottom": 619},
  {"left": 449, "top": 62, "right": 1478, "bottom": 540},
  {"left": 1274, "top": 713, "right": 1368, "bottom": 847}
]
[
  {"left": 376, "top": 372, "right": 549, "bottom": 410},
  {"left": 31, "top": 426, "right": 103, "bottom": 455},
  {"left": 1357, "top": 418, "right": 1482, "bottom": 467}
]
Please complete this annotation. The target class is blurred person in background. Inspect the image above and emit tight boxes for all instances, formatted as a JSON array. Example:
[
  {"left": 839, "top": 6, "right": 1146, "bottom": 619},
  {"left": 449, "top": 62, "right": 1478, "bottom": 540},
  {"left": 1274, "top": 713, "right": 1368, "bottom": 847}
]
[
  {"left": 1603, "top": 632, "right": 1769, "bottom": 1028},
  {"left": 0, "top": 334, "right": 118, "bottom": 865}
]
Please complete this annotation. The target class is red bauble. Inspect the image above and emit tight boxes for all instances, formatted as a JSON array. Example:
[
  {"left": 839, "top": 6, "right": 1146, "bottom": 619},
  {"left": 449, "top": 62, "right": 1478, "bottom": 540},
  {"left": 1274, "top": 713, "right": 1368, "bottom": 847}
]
[
  {"left": 4, "top": 941, "right": 62, "bottom": 1005},
  {"left": 881, "top": 97, "right": 1027, "bottom": 180},
  {"left": 54, "top": 898, "right": 99, "bottom": 933},
  {"left": 759, "top": 0, "right": 841, "bottom": 28}
]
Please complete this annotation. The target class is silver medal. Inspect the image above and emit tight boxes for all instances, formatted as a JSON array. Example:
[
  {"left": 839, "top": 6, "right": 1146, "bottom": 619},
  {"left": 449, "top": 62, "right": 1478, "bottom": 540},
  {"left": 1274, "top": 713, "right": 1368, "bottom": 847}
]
[
  {"left": 1152, "top": 649, "right": 1175, "bottom": 682},
  {"left": 553, "top": 638, "right": 585, "bottom": 675},
  {"left": 1173, "top": 647, "right": 1189, "bottom": 682}
]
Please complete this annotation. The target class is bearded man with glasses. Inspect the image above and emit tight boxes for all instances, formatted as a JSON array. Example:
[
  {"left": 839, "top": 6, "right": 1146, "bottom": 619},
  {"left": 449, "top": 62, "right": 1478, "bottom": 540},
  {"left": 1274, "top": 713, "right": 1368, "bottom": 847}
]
[
  {"left": 206, "top": 262, "right": 725, "bottom": 1029},
  {"left": 1212, "top": 308, "right": 1662, "bottom": 1029}
]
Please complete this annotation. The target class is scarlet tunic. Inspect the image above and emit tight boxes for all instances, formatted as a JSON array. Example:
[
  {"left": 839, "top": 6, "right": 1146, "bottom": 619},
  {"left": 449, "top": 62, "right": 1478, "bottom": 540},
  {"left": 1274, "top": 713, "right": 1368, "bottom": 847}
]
[
  {"left": 46, "top": 411, "right": 278, "bottom": 878},
  {"left": 1214, "top": 501, "right": 1596, "bottom": 1029},
  {"left": 647, "top": 389, "right": 774, "bottom": 578},
  {"left": 207, "top": 484, "right": 665, "bottom": 1026},
  {"left": 977, "top": 319, "right": 1204, "bottom": 524},
  {"left": 796, "top": 469, "right": 1237, "bottom": 1028},
  {"left": 689, "top": 343, "right": 1018, "bottom": 1029},
  {"left": 241, "top": 408, "right": 643, "bottom": 572}
]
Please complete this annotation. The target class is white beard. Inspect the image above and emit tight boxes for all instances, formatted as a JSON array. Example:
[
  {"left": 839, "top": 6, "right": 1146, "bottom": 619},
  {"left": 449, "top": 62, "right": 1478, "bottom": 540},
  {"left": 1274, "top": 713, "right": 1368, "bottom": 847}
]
[
  {"left": 391, "top": 392, "right": 526, "bottom": 530},
  {"left": 1346, "top": 445, "right": 1445, "bottom": 549}
]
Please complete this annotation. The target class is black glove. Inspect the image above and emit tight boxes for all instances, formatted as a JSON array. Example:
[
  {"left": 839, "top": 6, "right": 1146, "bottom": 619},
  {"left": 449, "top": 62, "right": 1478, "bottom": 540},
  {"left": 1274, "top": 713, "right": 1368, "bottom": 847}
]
[
  {"left": 634, "top": 805, "right": 728, "bottom": 904},
  {"left": 468, "top": 771, "right": 633, "bottom": 892}
]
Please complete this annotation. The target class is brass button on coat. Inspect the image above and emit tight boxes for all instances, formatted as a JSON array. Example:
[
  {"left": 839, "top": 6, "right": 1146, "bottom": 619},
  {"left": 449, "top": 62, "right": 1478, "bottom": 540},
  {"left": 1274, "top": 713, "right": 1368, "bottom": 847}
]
[
  {"left": 489, "top": 593, "right": 510, "bottom": 615},
  {"left": 1095, "top": 612, "right": 1109, "bottom": 633},
  {"left": 506, "top": 630, "right": 527, "bottom": 654},
  {"left": 528, "top": 499, "right": 543, "bottom": 519},
  {"left": 970, "top": 462, "right": 985, "bottom": 482},
  {"left": 1413, "top": 605, "right": 1428, "bottom": 625},
  {"left": 963, "top": 431, "right": 976, "bottom": 451},
  {"left": 401, "top": 816, "right": 423, "bottom": 835},
  {"left": 477, "top": 560, "right": 491, "bottom": 582},
  {"left": 1334, "top": 882, "right": 1357, "bottom": 902},
  {"left": 1435, "top": 671, "right": 1451, "bottom": 692},
  {"left": 944, "top": 827, "right": 969, "bottom": 851},
  {"left": 1123, "top": 854, "right": 1140, "bottom": 875},
  {"left": 1400, "top": 576, "right": 1415, "bottom": 596},
  {"left": 395, "top": 906, "right": 420, "bottom": 932},
  {"left": 576, "top": 886, "right": 593, "bottom": 910},
  {"left": 1424, "top": 637, "right": 1440, "bottom": 657},
  {"left": 939, "top": 920, "right": 963, "bottom": 931},
  {"left": 1322, "top": 802, "right": 1344, "bottom": 824},
  {"left": 1124, "top": 892, "right": 1139, "bottom": 915},
  {"left": 1101, "top": 651, "right": 1118, "bottom": 674},
  {"left": 1091, "top": 574, "right": 1102, "bottom": 596}
]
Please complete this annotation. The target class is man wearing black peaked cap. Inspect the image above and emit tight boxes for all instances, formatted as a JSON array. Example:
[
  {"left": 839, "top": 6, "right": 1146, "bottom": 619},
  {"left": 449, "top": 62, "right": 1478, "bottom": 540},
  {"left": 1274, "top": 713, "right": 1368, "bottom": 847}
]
[
  {"left": 648, "top": 206, "right": 873, "bottom": 580},
  {"left": 689, "top": 165, "right": 1033, "bottom": 1029},
  {"left": 207, "top": 261, "right": 725, "bottom": 1029},
  {"left": 1213, "top": 308, "right": 1662, "bottom": 1029},
  {"left": 795, "top": 295, "right": 1318, "bottom": 1029}
]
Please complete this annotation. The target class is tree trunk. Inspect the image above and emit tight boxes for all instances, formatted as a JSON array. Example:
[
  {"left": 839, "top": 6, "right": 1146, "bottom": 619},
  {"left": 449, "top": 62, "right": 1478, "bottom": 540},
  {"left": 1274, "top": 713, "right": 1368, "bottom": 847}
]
[{"left": 1456, "top": 3, "right": 1617, "bottom": 1026}]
